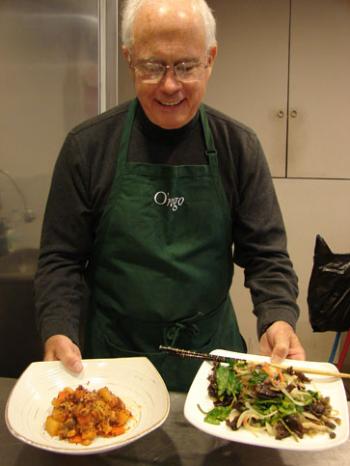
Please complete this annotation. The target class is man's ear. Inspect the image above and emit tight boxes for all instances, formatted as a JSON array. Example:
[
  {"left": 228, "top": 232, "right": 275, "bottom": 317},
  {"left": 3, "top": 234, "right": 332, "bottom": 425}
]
[
  {"left": 122, "top": 46, "right": 132, "bottom": 66},
  {"left": 206, "top": 45, "right": 217, "bottom": 78},
  {"left": 207, "top": 45, "right": 218, "bottom": 67}
]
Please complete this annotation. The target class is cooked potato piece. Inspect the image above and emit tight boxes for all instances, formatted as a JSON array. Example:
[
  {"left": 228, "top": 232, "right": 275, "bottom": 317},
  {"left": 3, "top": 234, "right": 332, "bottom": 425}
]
[
  {"left": 116, "top": 409, "right": 132, "bottom": 426},
  {"left": 45, "top": 415, "right": 61, "bottom": 436}
]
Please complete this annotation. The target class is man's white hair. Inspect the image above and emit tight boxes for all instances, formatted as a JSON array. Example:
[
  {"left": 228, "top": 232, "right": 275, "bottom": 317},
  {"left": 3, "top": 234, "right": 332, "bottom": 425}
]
[{"left": 121, "top": 0, "right": 217, "bottom": 50}]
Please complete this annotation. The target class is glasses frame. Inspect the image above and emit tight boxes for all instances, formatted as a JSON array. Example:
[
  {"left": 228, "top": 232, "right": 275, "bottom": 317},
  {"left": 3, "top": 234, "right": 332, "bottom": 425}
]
[{"left": 129, "top": 58, "right": 210, "bottom": 84}]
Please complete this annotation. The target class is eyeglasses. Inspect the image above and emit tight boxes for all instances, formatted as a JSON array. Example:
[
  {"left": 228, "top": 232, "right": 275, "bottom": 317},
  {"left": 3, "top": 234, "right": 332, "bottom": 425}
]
[{"left": 130, "top": 60, "right": 209, "bottom": 84}]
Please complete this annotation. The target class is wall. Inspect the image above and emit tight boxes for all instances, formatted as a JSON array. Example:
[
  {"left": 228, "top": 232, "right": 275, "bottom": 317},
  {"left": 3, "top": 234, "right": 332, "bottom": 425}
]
[{"left": 232, "top": 179, "right": 350, "bottom": 362}]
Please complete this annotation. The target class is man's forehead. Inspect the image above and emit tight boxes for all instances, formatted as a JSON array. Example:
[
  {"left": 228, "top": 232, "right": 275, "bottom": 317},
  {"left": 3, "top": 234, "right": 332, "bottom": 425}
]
[
  {"left": 133, "top": 0, "right": 205, "bottom": 38},
  {"left": 131, "top": 31, "right": 207, "bottom": 61}
]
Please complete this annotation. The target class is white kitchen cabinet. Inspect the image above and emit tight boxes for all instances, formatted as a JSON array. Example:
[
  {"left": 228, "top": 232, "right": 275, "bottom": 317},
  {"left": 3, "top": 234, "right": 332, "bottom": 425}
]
[
  {"left": 205, "top": 0, "right": 350, "bottom": 179},
  {"left": 205, "top": 0, "right": 290, "bottom": 177},
  {"left": 288, "top": 0, "right": 350, "bottom": 178}
]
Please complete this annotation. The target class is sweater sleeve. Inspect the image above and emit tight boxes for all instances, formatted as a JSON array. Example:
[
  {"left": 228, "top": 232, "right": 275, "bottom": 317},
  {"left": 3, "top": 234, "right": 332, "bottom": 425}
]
[
  {"left": 231, "top": 131, "right": 299, "bottom": 338},
  {"left": 34, "top": 133, "right": 93, "bottom": 346}
]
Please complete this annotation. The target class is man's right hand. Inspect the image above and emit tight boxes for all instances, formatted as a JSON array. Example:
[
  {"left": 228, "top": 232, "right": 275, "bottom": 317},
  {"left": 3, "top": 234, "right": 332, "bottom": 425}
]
[{"left": 44, "top": 334, "right": 83, "bottom": 373}]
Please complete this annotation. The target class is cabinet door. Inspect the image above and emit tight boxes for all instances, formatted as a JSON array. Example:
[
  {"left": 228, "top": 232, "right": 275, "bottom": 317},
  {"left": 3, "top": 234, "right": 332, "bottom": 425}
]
[
  {"left": 205, "top": 0, "right": 290, "bottom": 177},
  {"left": 288, "top": 0, "right": 350, "bottom": 179}
]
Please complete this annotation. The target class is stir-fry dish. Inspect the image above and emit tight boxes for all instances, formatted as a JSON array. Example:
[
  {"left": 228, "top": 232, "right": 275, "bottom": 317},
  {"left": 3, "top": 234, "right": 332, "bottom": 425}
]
[
  {"left": 45, "top": 385, "right": 133, "bottom": 445},
  {"left": 203, "top": 360, "right": 341, "bottom": 441}
]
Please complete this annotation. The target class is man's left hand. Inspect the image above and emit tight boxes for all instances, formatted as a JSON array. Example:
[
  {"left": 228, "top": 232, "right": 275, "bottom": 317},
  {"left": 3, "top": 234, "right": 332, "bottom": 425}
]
[{"left": 259, "top": 321, "right": 306, "bottom": 363}]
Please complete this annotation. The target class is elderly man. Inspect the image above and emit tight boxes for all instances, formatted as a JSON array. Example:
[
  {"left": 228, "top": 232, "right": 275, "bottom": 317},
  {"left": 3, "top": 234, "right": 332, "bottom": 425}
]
[{"left": 35, "top": 0, "right": 305, "bottom": 391}]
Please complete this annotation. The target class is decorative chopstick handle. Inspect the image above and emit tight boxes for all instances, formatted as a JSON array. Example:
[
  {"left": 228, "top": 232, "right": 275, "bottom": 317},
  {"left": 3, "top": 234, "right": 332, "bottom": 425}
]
[
  {"left": 159, "top": 345, "right": 209, "bottom": 359},
  {"left": 158, "top": 345, "right": 230, "bottom": 363}
]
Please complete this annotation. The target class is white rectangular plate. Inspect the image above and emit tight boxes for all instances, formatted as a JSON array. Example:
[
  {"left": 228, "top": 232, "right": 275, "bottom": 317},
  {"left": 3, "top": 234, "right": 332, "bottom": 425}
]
[
  {"left": 184, "top": 349, "right": 349, "bottom": 451},
  {"left": 6, "top": 357, "right": 170, "bottom": 455}
]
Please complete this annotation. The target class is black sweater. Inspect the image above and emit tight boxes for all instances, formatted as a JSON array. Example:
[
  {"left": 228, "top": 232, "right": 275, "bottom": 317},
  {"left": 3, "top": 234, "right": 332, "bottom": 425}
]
[{"left": 35, "top": 100, "right": 299, "bottom": 348}]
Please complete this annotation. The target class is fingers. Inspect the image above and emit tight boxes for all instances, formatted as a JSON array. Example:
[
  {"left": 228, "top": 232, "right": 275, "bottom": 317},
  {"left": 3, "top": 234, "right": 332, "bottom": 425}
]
[
  {"left": 269, "top": 326, "right": 290, "bottom": 363},
  {"left": 285, "top": 333, "right": 306, "bottom": 361},
  {"left": 258, "top": 333, "right": 272, "bottom": 357},
  {"left": 270, "top": 340, "right": 289, "bottom": 364},
  {"left": 44, "top": 335, "right": 83, "bottom": 373},
  {"left": 259, "top": 321, "right": 306, "bottom": 363},
  {"left": 43, "top": 346, "right": 57, "bottom": 362}
]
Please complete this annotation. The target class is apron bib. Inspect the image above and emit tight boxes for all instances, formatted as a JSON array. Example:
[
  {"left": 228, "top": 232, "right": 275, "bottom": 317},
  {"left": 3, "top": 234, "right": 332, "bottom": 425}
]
[{"left": 85, "top": 99, "right": 246, "bottom": 391}]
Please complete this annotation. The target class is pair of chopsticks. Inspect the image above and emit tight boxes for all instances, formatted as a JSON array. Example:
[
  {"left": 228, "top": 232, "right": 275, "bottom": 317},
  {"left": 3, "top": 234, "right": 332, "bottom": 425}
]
[{"left": 159, "top": 345, "right": 350, "bottom": 379}]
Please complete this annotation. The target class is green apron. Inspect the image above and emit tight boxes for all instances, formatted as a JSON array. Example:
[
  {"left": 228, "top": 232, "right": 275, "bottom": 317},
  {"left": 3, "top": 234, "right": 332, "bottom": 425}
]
[{"left": 85, "top": 99, "right": 246, "bottom": 391}]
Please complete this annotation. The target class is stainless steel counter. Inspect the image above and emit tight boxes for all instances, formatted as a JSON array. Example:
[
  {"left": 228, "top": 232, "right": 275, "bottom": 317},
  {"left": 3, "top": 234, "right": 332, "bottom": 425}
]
[{"left": 1, "top": 377, "right": 349, "bottom": 465}]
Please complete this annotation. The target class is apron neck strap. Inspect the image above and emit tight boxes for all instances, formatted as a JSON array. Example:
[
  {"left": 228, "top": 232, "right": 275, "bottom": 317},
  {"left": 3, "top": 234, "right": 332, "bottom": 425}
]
[
  {"left": 118, "top": 99, "right": 138, "bottom": 166},
  {"left": 199, "top": 105, "right": 218, "bottom": 164},
  {"left": 118, "top": 100, "right": 218, "bottom": 166}
]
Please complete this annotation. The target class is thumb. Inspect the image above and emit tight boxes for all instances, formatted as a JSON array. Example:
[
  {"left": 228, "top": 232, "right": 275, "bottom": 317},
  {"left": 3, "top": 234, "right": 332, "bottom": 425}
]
[
  {"left": 270, "top": 337, "right": 289, "bottom": 364},
  {"left": 60, "top": 350, "right": 83, "bottom": 373},
  {"left": 44, "top": 335, "right": 83, "bottom": 373}
]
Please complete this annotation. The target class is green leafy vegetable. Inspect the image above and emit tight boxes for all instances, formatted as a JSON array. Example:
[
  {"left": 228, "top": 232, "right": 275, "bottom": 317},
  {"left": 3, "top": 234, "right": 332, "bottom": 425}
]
[
  {"left": 248, "top": 370, "right": 268, "bottom": 386},
  {"left": 216, "top": 364, "right": 242, "bottom": 398},
  {"left": 204, "top": 406, "right": 232, "bottom": 425}
]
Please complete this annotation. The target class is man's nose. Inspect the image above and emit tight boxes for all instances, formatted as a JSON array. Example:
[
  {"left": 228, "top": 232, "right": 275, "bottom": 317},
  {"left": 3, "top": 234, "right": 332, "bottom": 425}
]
[{"left": 159, "top": 69, "right": 182, "bottom": 92}]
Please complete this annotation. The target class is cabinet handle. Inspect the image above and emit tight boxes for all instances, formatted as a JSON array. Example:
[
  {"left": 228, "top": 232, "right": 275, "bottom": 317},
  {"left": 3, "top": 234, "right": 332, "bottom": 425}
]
[
  {"left": 290, "top": 110, "right": 298, "bottom": 118},
  {"left": 277, "top": 110, "right": 285, "bottom": 118}
]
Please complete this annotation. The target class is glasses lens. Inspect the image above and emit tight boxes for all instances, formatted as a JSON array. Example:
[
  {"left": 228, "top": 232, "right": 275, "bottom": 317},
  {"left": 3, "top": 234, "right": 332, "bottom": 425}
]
[
  {"left": 175, "top": 62, "right": 204, "bottom": 82},
  {"left": 135, "top": 62, "right": 164, "bottom": 83}
]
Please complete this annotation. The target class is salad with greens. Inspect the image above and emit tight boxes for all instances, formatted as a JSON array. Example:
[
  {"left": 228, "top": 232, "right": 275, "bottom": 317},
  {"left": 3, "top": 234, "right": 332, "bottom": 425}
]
[{"left": 202, "top": 360, "right": 340, "bottom": 441}]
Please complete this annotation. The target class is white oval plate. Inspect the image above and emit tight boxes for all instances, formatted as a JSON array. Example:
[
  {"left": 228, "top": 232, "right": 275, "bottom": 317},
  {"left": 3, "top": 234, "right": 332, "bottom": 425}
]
[
  {"left": 6, "top": 357, "right": 170, "bottom": 455},
  {"left": 184, "top": 349, "right": 349, "bottom": 451}
]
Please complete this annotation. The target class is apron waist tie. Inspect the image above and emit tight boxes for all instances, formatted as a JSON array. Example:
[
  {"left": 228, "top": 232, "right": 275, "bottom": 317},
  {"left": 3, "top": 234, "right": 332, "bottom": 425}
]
[
  {"left": 161, "top": 297, "right": 230, "bottom": 347},
  {"left": 163, "top": 321, "right": 200, "bottom": 347},
  {"left": 112, "top": 298, "right": 229, "bottom": 350}
]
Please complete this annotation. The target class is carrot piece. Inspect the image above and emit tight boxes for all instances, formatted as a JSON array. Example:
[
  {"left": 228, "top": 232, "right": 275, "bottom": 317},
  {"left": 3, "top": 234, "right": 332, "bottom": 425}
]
[
  {"left": 56, "top": 389, "right": 71, "bottom": 402},
  {"left": 262, "top": 363, "right": 284, "bottom": 383},
  {"left": 110, "top": 426, "right": 125, "bottom": 436},
  {"left": 77, "top": 415, "right": 92, "bottom": 426},
  {"left": 69, "top": 435, "right": 83, "bottom": 444},
  {"left": 262, "top": 363, "right": 274, "bottom": 378}
]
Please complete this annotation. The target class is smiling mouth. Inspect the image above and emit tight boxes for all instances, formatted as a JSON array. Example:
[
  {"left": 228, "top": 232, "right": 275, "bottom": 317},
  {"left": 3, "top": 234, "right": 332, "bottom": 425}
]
[{"left": 158, "top": 100, "right": 184, "bottom": 107}]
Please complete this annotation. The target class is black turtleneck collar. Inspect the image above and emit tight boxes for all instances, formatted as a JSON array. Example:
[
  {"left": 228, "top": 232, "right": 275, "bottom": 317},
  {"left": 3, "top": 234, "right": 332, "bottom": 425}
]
[{"left": 135, "top": 100, "right": 200, "bottom": 144}]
